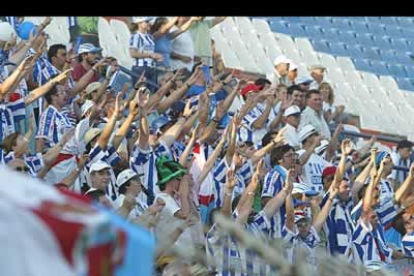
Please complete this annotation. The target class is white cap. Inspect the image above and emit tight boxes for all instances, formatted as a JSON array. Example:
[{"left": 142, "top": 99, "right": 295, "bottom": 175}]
[
  {"left": 315, "top": 139, "right": 329, "bottom": 155},
  {"left": 85, "top": 82, "right": 101, "bottom": 95},
  {"left": 283, "top": 105, "right": 301, "bottom": 117},
  {"left": 273, "top": 55, "right": 290, "bottom": 66},
  {"left": 299, "top": 125, "right": 317, "bottom": 143},
  {"left": 116, "top": 169, "right": 138, "bottom": 188},
  {"left": 84, "top": 128, "right": 102, "bottom": 145},
  {"left": 78, "top": 43, "right": 101, "bottom": 55},
  {"left": 292, "top": 182, "right": 319, "bottom": 196},
  {"left": 0, "top": 22, "right": 15, "bottom": 42},
  {"left": 81, "top": 100, "right": 95, "bottom": 117},
  {"left": 132, "top": 17, "right": 155, "bottom": 24},
  {"left": 89, "top": 161, "right": 111, "bottom": 174},
  {"left": 288, "top": 60, "right": 298, "bottom": 71}
]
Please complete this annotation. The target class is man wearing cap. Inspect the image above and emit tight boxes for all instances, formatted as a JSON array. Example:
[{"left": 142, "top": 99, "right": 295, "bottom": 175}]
[
  {"left": 390, "top": 139, "right": 413, "bottom": 186},
  {"left": 88, "top": 160, "right": 117, "bottom": 201},
  {"left": 72, "top": 43, "right": 102, "bottom": 84},
  {"left": 283, "top": 105, "right": 301, "bottom": 150},
  {"left": 297, "top": 125, "right": 329, "bottom": 193},
  {"left": 114, "top": 169, "right": 148, "bottom": 220},
  {"left": 295, "top": 76, "right": 313, "bottom": 92},
  {"left": 286, "top": 60, "right": 298, "bottom": 86},
  {"left": 309, "top": 64, "right": 326, "bottom": 90},
  {"left": 285, "top": 186, "right": 338, "bottom": 267},
  {"left": 271, "top": 55, "right": 290, "bottom": 87},
  {"left": 299, "top": 89, "right": 331, "bottom": 140},
  {"left": 154, "top": 156, "right": 204, "bottom": 255}
]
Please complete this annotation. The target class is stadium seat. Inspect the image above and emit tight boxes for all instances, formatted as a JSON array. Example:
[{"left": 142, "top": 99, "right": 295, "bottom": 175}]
[
  {"left": 336, "top": 56, "right": 356, "bottom": 72},
  {"left": 331, "top": 18, "right": 352, "bottom": 30},
  {"left": 318, "top": 53, "right": 338, "bottom": 70},
  {"left": 321, "top": 28, "right": 340, "bottom": 41},
  {"left": 275, "top": 33, "right": 297, "bottom": 51},
  {"left": 299, "top": 17, "right": 316, "bottom": 25},
  {"left": 370, "top": 60, "right": 389, "bottom": 75},
  {"left": 286, "top": 23, "right": 306, "bottom": 37},
  {"left": 365, "top": 17, "right": 382, "bottom": 25},
  {"left": 388, "top": 63, "right": 408, "bottom": 78},
  {"left": 390, "top": 38, "right": 410, "bottom": 52},
  {"left": 110, "top": 19, "right": 131, "bottom": 51},
  {"left": 304, "top": 26, "right": 323, "bottom": 38},
  {"left": 269, "top": 20, "right": 289, "bottom": 34},
  {"left": 395, "top": 77, "right": 414, "bottom": 90},
  {"left": 295, "top": 38, "right": 314, "bottom": 55},
  {"left": 356, "top": 33, "right": 374, "bottom": 47},
  {"left": 372, "top": 36, "right": 392, "bottom": 50},
  {"left": 379, "top": 49, "right": 397, "bottom": 62},
  {"left": 361, "top": 47, "right": 381, "bottom": 60},
  {"left": 328, "top": 42, "right": 349, "bottom": 56},
  {"left": 311, "top": 39, "right": 331, "bottom": 53},
  {"left": 396, "top": 17, "right": 414, "bottom": 29},
  {"left": 379, "top": 75, "right": 399, "bottom": 91},
  {"left": 338, "top": 30, "right": 357, "bottom": 43},
  {"left": 347, "top": 45, "right": 364, "bottom": 59},
  {"left": 379, "top": 17, "right": 398, "bottom": 26},
  {"left": 385, "top": 25, "right": 403, "bottom": 37},
  {"left": 252, "top": 19, "right": 272, "bottom": 36},
  {"left": 314, "top": 17, "right": 333, "bottom": 27},
  {"left": 353, "top": 58, "right": 372, "bottom": 72},
  {"left": 405, "top": 65, "right": 414, "bottom": 78},
  {"left": 366, "top": 23, "right": 385, "bottom": 35},
  {"left": 350, "top": 20, "right": 368, "bottom": 32}
]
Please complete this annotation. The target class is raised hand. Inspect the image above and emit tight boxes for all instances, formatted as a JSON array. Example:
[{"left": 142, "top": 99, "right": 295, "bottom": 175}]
[
  {"left": 225, "top": 169, "right": 237, "bottom": 192},
  {"left": 18, "top": 55, "right": 36, "bottom": 72},
  {"left": 137, "top": 87, "right": 149, "bottom": 108},
  {"left": 129, "top": 99, "right": 139, "bottom": 116},
  {"left": 52, "top": 69, "right": 73, "bottom": 84},
  {"left": 62, "top": 128, "right": 76, "bottom": 144},
  {"left": 341, "top": 138, "right": 353, "bottom": 155},
  {"left": 134, "top": 70, "right": 146, "bottom": 89},
  {"left": 182, "top": 100, "right": 194, "bottom": 118},
  {"left": 273, "top": 127, "right": 287, "bottom": 145},
  {"left": 283, "top": 168, "right": 295, "bottom": 194}
]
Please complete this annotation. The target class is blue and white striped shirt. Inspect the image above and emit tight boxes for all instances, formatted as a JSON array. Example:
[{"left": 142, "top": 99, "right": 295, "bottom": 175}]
[
  {"left": 352, "top": 220, "right": 393, "bottom": 270},
  {"left": 322, "top": 191, "right": 355, "bottom": 256},
  {"left": 239, "top": 102, "right": 270, "bottom": 145},
  {"left": 4, "top": 151, "right": 43, "bottom": 177},
  {"left": 129, "top": 32, "right": 156, "bottom": 67},
  {"left": 4, "top": 16, "right": 19, "bottom": 30},
  {"left": 391, "top": 151, "right": 410, "bottom": 185},
  {"left": 0, "top": 98, "right": 25, "bottom": 141},
  {"left": 262, "top": 165, "right": 287, "bottom": 239},
  {"left": 36, "top": 105, "right": 72, "bottom": 149},
  {"left": 285, "top": 226, "right": 320, "bottom": 267}
]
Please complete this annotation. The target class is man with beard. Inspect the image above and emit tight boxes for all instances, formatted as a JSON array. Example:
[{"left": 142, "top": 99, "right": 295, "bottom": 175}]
[{"left": 72, "top": 43, "right": 102, "bottom": 85}]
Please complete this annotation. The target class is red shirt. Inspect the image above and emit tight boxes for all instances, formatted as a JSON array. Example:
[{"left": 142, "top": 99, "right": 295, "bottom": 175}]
[{"left": 72, "top": 63, "right": 100, "bottom": 85}]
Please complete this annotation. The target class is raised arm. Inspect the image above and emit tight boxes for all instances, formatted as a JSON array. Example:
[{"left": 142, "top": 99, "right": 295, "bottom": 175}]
[
  {"left": 1, "top": 55, "right": 35, "bottom": 95},
  {"left": 325, "top": 124, "right": 343, "bottom": 163},
  {"left": 299, "top": 135, "right": 322, "bottom": 166},
  {"left": 152, "top": 17, "right": 179, "bottom": 39},
  {"left": 158, "top": 101, "right": 193, "bottom": 147},
  {"left": 351, "top": 148, "right": 376, "bottom": 203},
  {"left": 25, "top": 69, "right": 73, "bottom": 105},
  {"left": 362, "top": 158, "right": 384, "bottom": 223},
  {"left": 263, "top": 168, "right": 294, "bottom": 220},
  {"left": 178, "top": 126, "right": 198, "bottom": 168},
  {"left": 147, "top": 69, "right": 182, "bottom": 111},
  {"left": 97, "top": 93, "right": 123, "bottom": 149},
  {"left": 313, "top": 187, "right": 337, "bottom": 232},
  {"left": 57, "top": 155, "right": 88, "bottom": 187},
  {"left": 196, "top": 126, "right": 229, "bottom": 184},
  {"left": 225, "top": 118, "right": 237, "bottom": 165},
  {"left": 250, "top": 128, "right": 286, "bottom": 164},
  {"left": 112, "top": 98, "right": 139, "bottom": 150},
  {"left": 221, "top": 168, "right": 237, "bottom": 217},
  {"left": 42, "top": 129, "right": 75, "bottom": 166},
  {"left": 169, "top": 17, "right": 197, "bottom": 39},
  {"left": 394, "top": 162, "right": 414, "bottom": 204}
]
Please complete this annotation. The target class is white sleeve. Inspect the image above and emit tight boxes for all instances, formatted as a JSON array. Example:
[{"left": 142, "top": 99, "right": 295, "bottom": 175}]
[{"left": 156, "top": 193, "right": 181, "bottom": 216}]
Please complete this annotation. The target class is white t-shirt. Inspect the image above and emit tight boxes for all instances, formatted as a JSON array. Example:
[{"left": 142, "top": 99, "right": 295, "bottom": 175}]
[
  {"left": 283, "top": 123, "right": 300, "bottom": 149},
  {"left": 297, "top": 150, "right": 330, "bottom": 192},
  {"left": 114, "top": 193, "right": 148, "bottom": 220},
  {"left": 170, "top": 26, "right": 195, "bottom": 72}
]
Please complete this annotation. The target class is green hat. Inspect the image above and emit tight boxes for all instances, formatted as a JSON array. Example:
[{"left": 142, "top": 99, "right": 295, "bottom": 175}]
[{"left": 156, "top": 155, "right": 187, "bottom": 188}]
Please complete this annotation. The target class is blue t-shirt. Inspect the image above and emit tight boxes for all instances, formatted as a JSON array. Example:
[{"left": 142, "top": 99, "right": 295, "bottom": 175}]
[{"left": 154, "top": 35, "right": 172, "bottom": 67}]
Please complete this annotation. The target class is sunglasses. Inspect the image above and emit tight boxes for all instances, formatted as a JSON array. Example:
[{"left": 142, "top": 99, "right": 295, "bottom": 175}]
[
  {"left": 297, "top": 221, "right": 310, "bottom": 228},
  {"left": 15, "top": 166, "right": 30, "bottom": 173}
]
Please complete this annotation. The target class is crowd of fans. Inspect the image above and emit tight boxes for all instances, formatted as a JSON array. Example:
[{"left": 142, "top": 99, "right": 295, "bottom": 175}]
[{"left": 0, "top": 16, "right": 414, "bottom": 276}]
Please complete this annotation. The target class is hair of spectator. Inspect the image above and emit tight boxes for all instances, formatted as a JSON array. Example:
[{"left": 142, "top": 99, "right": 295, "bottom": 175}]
[
  {"left": 254, "top": 78, "right": 271, "bottom": 87},
  {"left": 150, "top": 17, "right": 168, "bottom": 34},
  {"left": 305, "top": 89, "right": 320, "bottom": 100},
  {"left": 44, "top": 84, "right": 59, "bottom": 104},
  {"left": 392, "top": 212, "right": 407, "bottom": 236},
  {"left": 262, "top": 130, "right": 278, "bottom": 148},
  {"left": 287, "top": 85, "right": 303, "bottom": 95},
  {"left": 397, "top": 139, "right": 414, "bottom": 151},
  {"left": 270, "top": 144, "right": 295, "bottom": 167},
  {"left": 47, "top": 44, "right": 66, "bottom": 61},
  {"left": 319, "top": 82, "right": 334, "bottom": 104},
  {"left": 85, "top": 189, "right": 106, "bottom": 202},
  {"left": 0, "top": 132, "right": 20, "bottom": 154}
]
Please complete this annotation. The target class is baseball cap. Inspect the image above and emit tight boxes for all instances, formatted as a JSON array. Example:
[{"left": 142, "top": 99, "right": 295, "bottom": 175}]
[
  {"left": 132, "top": 17, "right": 155, "bottom": 24},
  {"left": 283, "top": 105, "right": 301, "bottom": 117},
  {"left": 240, "top": 83, "right": 263, "bottom": 97},
  {"left": 273, "top": 55, "right": 290, "bottom": 66},
  {"left": 85, "top": 82, "right": 101, "bottom": 95},
  {"left": 84, "top": 128, "right": 102, "bottom": 145},
  {"left": 292, "top": 182, "right": 319, "bottom": 197},
  {"left": 16, "top": 21, "right": 36, "bottom": 40},
  {"left": 116, "top": 169, "right": 143, "bottom": 188},
  {"left": 315, "top": 139, "right": 329, "bottom": 155},
  {"left": 294, "top": 209, "right": 309, "bottom": 223},
  {"left": 0, "top": 22, "right": 15, "bottom": 42},
  {"left": 296, "top": 75, "right": 314, "bottom": 85},
  {"left": 170, "top": 100, "right": 185, "bottom": 113},
  {"left": 288, "top": 60, "right": 298, "bottom": 71},
  {"left": 89, "top": 160, "right": 111, "bottom": 174},
  {"left": 78, "top": 43, "right": 101, "bottom": 55},
  {"left": 81, "top": 100, "right": 95, "bottom": 117},
  {"left": 322, "top": 166, "right": 337, "bottom": 179},
  {"left": 309, "top": 64, "right": 326, "bottom": 72},
  {"left": 299, "top": 125, "right": 318, "bottom": 143},
  {"left": 150, "top": 115, "right": 170, "bottom": 134}
]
